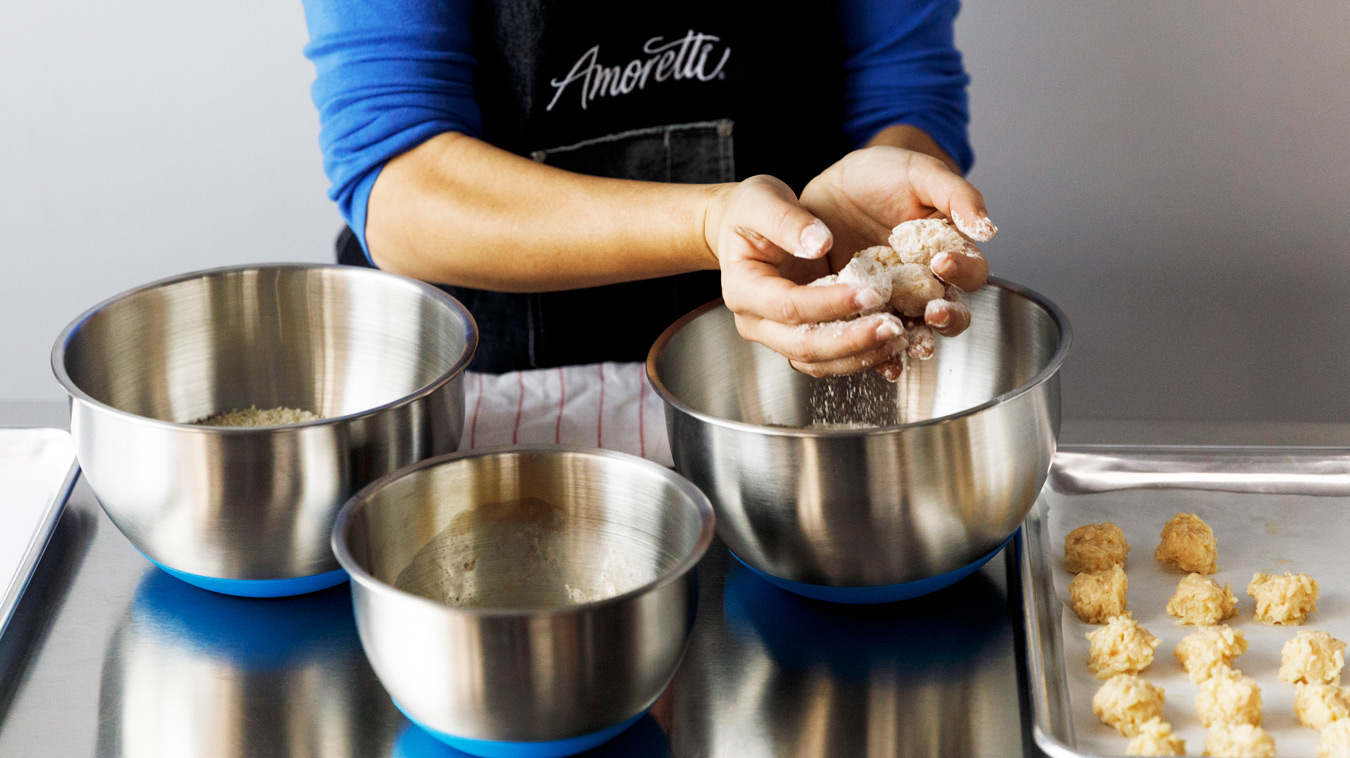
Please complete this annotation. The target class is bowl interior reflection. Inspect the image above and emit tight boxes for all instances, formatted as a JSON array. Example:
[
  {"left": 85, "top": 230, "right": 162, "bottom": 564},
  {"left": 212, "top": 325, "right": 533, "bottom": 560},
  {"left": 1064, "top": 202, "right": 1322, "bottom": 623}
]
[
  {"left": 346, "top": 451, "right": 707, "bottom": 610},
  {"left": 653, "top": 285, "right": 1062, "bottom": 428},
  {"left": 61, "top": 266, "right": 471, "bottom": 423}
]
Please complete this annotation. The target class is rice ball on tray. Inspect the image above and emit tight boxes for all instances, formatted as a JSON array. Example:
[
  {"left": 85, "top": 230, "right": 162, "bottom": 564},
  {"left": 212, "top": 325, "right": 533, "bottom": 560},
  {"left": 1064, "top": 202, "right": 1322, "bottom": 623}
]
[
  {"left": 1204, "top": 723, "right": 1276, "bottom": 758},
  {"left": 1249, "top": 571, "right": 1320, "bottom": 625},
  {"left": 1295, "top": 683, "right": 1350, "bottom": 731},
  {"left": 1069, "top": 564, "right": 1128, "bottom": 624},
  {"left": 1166, "top": 572, "right": 1238, "bottom": 626},
  {"left": 1125, "top": 718, "right": 1185, "bottom": 757},
  {"left": 1092, "top": 674, "right": 1166, "bottom": 737},
  {"left": 1321, "top": 719, "right": 1350, "bottom": 758},
  {"left": 1064, "top": 521, "right": 1130, "bottom": 573},
  {"left": 1154, "top": 512, "right": 1218, "bottom": 574},
  {"left": 1087, "top": 613, "right": 1159, "bottom": 679},
  {"left": 1196, "top": 666, "right": 1262, "bottom": 728},
  {"left": 1280, "top": 630, "right": 1346, "bottom": 685},
  {"left": 1175, "top": 625, "right": 1248, "bottom": 684}
]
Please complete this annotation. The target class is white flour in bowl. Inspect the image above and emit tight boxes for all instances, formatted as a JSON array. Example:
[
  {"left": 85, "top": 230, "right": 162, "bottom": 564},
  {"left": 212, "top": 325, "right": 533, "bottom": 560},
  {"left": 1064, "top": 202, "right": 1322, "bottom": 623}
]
[{"left": 192, "top": 406, "right": 322, "bottom": 427}]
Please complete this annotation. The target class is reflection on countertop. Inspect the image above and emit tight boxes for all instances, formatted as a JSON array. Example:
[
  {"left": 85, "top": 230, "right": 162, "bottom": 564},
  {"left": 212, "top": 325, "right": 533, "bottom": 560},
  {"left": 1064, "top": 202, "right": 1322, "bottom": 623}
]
[
  {"left": 96, "top": 572, "right": 399, "bottom": 758},
  {"left": 665, "top": 548, "right": 1019, "bottom": 758}
]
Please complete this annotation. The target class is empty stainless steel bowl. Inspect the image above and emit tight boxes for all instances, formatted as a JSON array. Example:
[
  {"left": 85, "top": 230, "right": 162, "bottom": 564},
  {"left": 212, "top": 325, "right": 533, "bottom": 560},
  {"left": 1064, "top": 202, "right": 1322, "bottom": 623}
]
[
  {"left": 647, "top": 278, "right": 1070, "bottom": 602},
  {"left": 52, "top": 264, "right": 476, "bottom": 596},
  {"left": 332, "top": 446, "right": 713, "bottom": 757}
]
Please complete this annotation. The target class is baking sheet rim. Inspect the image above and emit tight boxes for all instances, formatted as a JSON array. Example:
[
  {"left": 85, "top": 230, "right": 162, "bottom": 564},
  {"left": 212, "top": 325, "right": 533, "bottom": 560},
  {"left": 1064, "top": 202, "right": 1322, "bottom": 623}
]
[{"left": 0, "top": 427, "right": 80, "bottom": 643}]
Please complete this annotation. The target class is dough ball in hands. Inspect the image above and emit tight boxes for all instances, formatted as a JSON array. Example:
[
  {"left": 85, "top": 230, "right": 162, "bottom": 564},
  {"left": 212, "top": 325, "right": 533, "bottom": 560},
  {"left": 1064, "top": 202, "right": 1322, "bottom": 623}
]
[
  {"left": 1320, "top": 719, "right": 1350, "bottom": 758},
  {"left": 1249, "top": 572, "right": 1319, "bottom": 625},
  {"left": 1203, "top": 724, "right": 1276, "bottom": 758},
  {"left": 1167, "top": 573, "right": 1239, "bottom": 626},
  {"left": 1196, "top": 666, "right": 1262, "bottom": 728},
  {"left": 1175, "top": 625, "right": 1249, "bottom": 684},
  {"left": 887, "top": 263, "right": 945, "bottom": 317},
  {"left": 1280, "top": 630, "right": 1347, "bottom": 685},
  {"left": 1126, "top": 718, "right": 1186, "bottom": 757},
  {"left": 1070, "top": 564, "right": 1128, "bottom": 624},
  {"left": 886, "top": 218, "right": 976, "bottom": 267},
  {"left": 1065, "top": 522, "right": 1130, "bottom": 573},
  {"left": 834, "top": 248, "right": 894, "bottom": 314},
  {"left": 1155, "top": 512, "right": 1218, "bottom": 574},
  {"left": 1093, "top": 674, "right": 1166, "bottom": 737},
  {"left": 1295, "top": 683, "right": 1350, "bottom": 731},
  {"left": 1087, "top": 613, "right": 1160, "bottom": 679}
]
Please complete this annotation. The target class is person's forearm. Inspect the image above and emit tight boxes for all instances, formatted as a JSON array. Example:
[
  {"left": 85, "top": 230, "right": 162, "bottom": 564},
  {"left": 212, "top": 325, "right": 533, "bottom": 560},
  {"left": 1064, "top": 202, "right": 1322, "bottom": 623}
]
[
  {"left": 365, "top": 132, "right": 724, "bottom": 291},
  {"left": 865, "top": 124, "right": 961, "bottom": 175}
]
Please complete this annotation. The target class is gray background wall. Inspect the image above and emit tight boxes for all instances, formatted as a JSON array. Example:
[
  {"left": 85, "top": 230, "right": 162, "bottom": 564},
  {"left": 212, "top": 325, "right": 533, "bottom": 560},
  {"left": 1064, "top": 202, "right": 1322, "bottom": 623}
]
[{"left": 4, "top": 2, "right": 1348, "bottom": 423}]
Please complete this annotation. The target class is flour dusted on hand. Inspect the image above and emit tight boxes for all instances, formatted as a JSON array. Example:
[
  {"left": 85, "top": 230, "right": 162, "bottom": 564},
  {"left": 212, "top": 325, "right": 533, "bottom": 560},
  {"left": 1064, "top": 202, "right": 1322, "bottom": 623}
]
[{"left": 192, "top": 406, "right": 322, "bottom": 426}]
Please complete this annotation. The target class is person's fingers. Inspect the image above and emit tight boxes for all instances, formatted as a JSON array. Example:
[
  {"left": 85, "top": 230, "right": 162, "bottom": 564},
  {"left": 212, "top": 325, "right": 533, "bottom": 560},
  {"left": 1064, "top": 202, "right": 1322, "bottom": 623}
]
[
  {"left": 876, "top": 357, "right": 905, "bottom": 382},
  {"left": 904, "top": 154, "right": 997, "bottom": 242},
  {"left": 907, "top": 323, "right": 935, "bottom": 359},
  {"left": 735, "top": 311, "right": 907, "bottom": 364},
  {"left": 723, "top": 175, "right": 834, "bottom": 261},
  {"left": 722, "top": 265, "right": 885, "bottom": 325},
  {"left": 930, "top": 244, "right": 988, "bottom": 293},
  {"left": 925, "top": 299, "right": 971, "bottom": 337},
  {"left": 790, "top": 339, "right": 910, "bottom": 379}
]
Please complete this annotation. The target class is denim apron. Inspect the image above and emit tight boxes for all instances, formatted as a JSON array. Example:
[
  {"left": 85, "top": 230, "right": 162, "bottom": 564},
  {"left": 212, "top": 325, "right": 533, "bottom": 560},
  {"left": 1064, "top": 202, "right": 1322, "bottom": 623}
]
[{"left": 339, "top": 0, "right": 845, "bottom": 373}]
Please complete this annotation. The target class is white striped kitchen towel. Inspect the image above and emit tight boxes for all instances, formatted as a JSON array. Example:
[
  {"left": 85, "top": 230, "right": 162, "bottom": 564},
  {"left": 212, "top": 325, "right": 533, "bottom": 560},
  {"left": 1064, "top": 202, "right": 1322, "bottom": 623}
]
[{"left": 462, "top": 361, "right": 673, "bottom": 467}]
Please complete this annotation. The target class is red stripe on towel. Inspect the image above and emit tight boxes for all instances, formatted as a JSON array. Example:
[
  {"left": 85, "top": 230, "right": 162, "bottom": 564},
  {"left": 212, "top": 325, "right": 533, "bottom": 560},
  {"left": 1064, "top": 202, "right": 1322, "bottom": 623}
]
[
  {"left": 512, "top": 372, "right": 524, "bottom": 444},
  {"left": 469, "top": 373, "right": 483, "bottom": 448},
  {"left": 555, "top": 367, "right": 565, "bottom": 443},
  {"left": 637, "top": 363, "right": 646, "bottom": 458},
  {"left": 596, "top": 364, "right": 605, "bottom": 448}
]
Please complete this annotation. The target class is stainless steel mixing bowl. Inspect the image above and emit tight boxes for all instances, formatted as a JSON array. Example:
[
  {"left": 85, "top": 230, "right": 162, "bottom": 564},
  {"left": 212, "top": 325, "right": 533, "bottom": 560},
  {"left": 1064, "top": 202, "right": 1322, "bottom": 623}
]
[
  {"left": 332, "top": 446, "right": 714, "bottom": 751},
  {"left": 52, "top": 264, "right": 476, "bottom": 594},
  {"left": 647, "top": 278, "right": 1070, "bottom": 594}
]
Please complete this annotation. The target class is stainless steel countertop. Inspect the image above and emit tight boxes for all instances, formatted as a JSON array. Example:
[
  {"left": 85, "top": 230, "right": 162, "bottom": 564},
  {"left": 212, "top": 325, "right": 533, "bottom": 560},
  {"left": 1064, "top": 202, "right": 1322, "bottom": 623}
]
[{"left": 1, "top": 400, "right": 1343, "bottom": 757}]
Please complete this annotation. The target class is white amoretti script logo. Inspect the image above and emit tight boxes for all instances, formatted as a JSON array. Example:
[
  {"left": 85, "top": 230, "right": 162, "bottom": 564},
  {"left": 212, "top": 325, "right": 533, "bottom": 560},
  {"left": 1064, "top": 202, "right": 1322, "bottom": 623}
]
[{"left": 547, "top": 31, "right": 731, "bottom": 112}]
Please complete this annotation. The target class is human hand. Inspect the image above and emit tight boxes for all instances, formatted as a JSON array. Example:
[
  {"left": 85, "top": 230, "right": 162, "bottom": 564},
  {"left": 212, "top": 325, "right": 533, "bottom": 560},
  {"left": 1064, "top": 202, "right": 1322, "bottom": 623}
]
[
  {"left": 800, "top": 146, "right": 997, "bottom": 340},
  {"left": 703, "top": 175, "right": 910, "bottom": 377}
]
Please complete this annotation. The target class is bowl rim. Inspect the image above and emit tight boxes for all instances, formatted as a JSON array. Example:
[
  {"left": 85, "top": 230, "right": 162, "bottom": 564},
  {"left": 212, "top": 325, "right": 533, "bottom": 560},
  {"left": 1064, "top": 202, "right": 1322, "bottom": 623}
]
[
  {"left": 645, "top": 276, "right": 1073, "bottom": 436},
  {"left": 330, "top": 444, "right": 717, "bottom": 618},
  {"left": 49, "top": 262, "right": 479, "bottom": 432}
]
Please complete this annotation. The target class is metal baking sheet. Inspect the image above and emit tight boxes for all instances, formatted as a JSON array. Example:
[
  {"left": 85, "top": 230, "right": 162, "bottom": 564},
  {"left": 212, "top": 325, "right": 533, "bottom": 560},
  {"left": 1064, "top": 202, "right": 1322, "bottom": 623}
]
[
  {"left": 1022, "top": 445, "right": 1350, "bottom": 758},
  {"left": 0, "top": 427, "right": 79, "bottom": 642}
]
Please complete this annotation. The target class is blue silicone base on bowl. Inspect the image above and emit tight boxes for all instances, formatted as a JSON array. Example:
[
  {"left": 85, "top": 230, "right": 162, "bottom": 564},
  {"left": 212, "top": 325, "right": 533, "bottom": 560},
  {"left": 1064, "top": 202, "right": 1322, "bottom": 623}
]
[
  {"left": 139, "top": 551, "right": 349, "bottom": 598},
  {"left": 392, "top": 699, "right": 647, "bottom": 758},
  {"left": 730, "top": 533, "right": 1014, "bottom": 604}
]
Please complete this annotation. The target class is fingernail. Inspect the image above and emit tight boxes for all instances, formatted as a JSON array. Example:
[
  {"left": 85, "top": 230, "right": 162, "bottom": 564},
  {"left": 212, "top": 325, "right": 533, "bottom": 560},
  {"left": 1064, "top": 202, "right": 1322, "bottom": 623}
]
[
  {"left": 932, "top": 252, "right": 958, "bottom": 281},
  {"left": 953, "top": 211, "right": 998, "bottom": 242},
  {"left": 927, "top": 304, "right": 951, "bottom": 328},
  {"left": 855, "top": 286, "right": 886, "bottom": 311},
  {"left": 874, "top": 317, "right": 905, "bottom": 341},
  {"left": 796, "top": 220, "right": 831, "bottom": 258}
]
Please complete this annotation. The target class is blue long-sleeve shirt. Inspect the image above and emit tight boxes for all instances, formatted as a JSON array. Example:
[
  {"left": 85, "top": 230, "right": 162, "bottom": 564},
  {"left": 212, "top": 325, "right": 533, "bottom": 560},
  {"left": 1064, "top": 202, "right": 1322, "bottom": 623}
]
[{"left": 302, "top": 0, "right": 972, "bottom": 256}]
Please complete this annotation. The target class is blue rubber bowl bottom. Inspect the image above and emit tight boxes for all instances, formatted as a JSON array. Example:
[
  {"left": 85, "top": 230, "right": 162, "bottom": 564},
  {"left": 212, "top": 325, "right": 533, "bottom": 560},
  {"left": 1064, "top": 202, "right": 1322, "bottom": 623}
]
[
  {"left": 392, "top": 699, "right": 647, "bottom": 758},
  {"left": 138, "top": 551, "right": 349, "bottom": 598},
  {"left": 730, "top": 533, "right": 1014, "bottom": 604}
]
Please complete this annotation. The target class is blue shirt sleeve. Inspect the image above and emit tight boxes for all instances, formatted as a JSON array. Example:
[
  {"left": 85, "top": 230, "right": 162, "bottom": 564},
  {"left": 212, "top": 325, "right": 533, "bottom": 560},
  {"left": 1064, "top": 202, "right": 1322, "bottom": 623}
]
[
  {"left": 301, "top": 0, "right": 482, "bottom": 259},
  {"left": 836, "top": 0, "right": 974, "bottom": 173}
]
